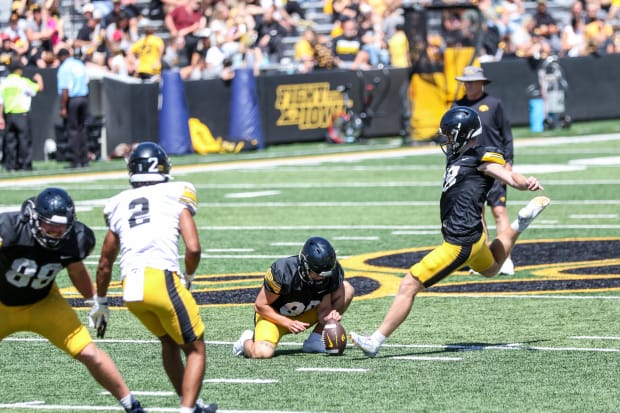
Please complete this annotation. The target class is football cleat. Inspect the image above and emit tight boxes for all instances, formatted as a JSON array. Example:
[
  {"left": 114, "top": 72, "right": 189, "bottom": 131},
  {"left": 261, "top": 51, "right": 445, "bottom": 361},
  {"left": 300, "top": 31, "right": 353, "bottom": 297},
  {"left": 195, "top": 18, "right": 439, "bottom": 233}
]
[
  {"left": 302, "top": 332, "right": 326, "bottom": 353},
  {"left": 514, "top": 196, "right": 551, "bottom": 233},
  {"left": 350, "top": 332, "right": 380, "bottom": 357},
  {"left": 125, "top": 400, "right": 145, "bottom": 413},
  {"left": 97, "top": 319, "right": 107, "bottom": 338},
  {"left": 232, "top": 329, "right": 253, "bottom": 356},
  {"left": 499, "top": 257, "right": 515, "bottom": 275},
  {"left": 194, "top": 401, "right": 218, "bottom": 413}
]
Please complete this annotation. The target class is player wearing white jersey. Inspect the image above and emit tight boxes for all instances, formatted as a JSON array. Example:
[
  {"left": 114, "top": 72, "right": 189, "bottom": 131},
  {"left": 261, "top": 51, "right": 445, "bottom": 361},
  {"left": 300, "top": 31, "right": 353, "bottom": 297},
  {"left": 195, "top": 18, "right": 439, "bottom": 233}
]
[
  {"left": 89, "top": 142, "right": 217, "bottom": 413},
  {"left": 105, "top": 180, "right": 197, "bottom": 283}
]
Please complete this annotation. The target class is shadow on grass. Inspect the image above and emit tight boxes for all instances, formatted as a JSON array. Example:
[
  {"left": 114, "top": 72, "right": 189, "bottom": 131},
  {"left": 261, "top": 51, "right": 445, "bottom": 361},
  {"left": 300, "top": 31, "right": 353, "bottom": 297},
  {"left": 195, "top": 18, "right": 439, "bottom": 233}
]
[{"left": 346, "top": 339, "right": 551, "bottom": 360}]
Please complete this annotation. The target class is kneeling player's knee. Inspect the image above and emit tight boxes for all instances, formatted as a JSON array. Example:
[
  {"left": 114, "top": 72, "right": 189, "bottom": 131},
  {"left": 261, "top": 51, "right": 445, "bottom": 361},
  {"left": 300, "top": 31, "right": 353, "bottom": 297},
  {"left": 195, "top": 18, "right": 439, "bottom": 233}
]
[{"left": 249, "top": 340, "right": 275, "bottom": 359}]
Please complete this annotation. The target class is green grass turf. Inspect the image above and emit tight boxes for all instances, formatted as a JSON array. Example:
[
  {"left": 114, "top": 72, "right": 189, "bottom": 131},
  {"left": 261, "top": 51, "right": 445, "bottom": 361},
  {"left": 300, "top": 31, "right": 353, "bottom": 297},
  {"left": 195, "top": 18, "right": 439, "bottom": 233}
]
[{"left": 0, "top": 129, "right": 619, "bottom": 412}]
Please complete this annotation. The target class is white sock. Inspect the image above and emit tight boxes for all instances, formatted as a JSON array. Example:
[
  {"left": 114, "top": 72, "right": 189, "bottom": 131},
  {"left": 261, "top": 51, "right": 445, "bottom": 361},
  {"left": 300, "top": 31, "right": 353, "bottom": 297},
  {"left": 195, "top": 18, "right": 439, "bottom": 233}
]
[
  {"left": 510, "top": 218, "right": 522, "bottom": 233},
  {"left": 180, "top": 407, "right": 194, "bottom": 413},
  {"left": 119, "top": 394, "right": 135, "bottom": 410},
  {"left": 371, "top": 331, "right": 387, "bottom": 345}
]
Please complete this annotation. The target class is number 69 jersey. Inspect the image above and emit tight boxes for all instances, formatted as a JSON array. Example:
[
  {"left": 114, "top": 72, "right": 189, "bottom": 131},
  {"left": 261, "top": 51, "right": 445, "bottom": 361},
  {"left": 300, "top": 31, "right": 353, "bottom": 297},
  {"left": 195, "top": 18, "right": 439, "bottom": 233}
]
[
  {"left": 0, "top": 212, "right": 95, "bottom": 306},
  {"left": 103, "top": 181, "right": 198, "bottom": 279}
]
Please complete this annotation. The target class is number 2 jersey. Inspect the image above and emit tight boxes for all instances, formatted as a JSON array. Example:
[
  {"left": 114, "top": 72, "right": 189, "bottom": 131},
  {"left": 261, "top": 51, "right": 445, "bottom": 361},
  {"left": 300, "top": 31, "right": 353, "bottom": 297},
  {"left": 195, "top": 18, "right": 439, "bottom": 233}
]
[
  {"left": 0, "top": 212, "right": 95, "bottom": 306},
  {"left": 440, "top": 145, "right": 506, "bottom": 245},
  {"left": 264, "top": 256, "right": 344, "bottom": 317},
  {"left": 103, "top": 181, "right": 198, "bottom": 279}
]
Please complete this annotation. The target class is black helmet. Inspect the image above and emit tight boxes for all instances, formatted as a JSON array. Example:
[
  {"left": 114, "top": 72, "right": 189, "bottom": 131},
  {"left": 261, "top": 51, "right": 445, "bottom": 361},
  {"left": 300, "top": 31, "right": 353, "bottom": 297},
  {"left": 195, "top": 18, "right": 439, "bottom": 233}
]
[
  {"left": 25, "top": 187, "right": 76, "bottom": 249},
  {"left": 438, "top": 106, "right": 482, "bottom": 156},
  {"left": 299, "top": 236, "right": 337, "bottom": 285},
  {"left": 127, "top": 141, "right": 171, "bottom": 187}
]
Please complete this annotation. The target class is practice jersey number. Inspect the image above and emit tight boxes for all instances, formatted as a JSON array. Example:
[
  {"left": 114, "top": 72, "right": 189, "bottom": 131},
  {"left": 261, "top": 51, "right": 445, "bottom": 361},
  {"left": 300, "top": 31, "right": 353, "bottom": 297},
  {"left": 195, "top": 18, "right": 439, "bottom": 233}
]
[
  {"left": 443, "top": 165, "right": 460, "bottom": 192},
  {"left": 279, "top": 299, "right": 320, "bottom": 316},
  {"left": 128, "top": 197, "right": 150, "bottom": 228},
  {"left": 5, "top": 258, "right": 62, "bottom": 289}
]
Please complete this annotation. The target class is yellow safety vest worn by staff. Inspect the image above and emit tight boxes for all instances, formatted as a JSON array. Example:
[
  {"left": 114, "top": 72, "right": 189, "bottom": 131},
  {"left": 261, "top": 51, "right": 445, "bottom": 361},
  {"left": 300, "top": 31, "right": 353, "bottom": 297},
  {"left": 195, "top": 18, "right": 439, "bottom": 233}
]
[{"left": 0, "top": 73, "right": 39, "bottom": 114}]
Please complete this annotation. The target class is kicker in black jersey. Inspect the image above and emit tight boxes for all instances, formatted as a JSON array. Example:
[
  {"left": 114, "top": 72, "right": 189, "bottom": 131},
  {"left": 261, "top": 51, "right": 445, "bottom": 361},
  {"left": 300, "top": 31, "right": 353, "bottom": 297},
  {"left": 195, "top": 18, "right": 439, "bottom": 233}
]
[{"left": 441, "top": 145, "right": 505, "bottom": 245}]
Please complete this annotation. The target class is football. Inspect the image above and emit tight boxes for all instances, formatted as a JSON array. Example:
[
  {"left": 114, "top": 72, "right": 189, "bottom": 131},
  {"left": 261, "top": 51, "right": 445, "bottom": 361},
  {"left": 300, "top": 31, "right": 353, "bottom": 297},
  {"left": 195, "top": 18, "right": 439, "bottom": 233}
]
[{"left": 322, "top": 318, "right": 347, "bottom": 355}]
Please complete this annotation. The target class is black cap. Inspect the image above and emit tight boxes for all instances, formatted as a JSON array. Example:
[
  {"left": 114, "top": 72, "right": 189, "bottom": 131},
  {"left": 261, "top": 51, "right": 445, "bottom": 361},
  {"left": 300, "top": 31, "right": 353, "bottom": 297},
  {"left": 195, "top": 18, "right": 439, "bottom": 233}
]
[
  {"left": 8, "top": 57, "right": 23, "bottom": 72},
  {"left": 57, "top": 48, "right": 71, "bottom": 59}
]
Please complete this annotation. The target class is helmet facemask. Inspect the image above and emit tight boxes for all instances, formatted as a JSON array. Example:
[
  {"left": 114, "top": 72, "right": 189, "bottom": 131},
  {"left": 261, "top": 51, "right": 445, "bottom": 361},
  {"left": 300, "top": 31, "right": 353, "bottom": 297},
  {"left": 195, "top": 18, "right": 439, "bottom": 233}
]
[
  {"left": 299, "top": 253, "right": 335, "bottom": 286},
  {"left": 439, "top": 107, "right": 482, "bottom": 157},
  {"left": 26, "top": 188, "right": 76, "bottom": 249},
  {"left": 298, "top": 237, "right": 337, "bottom": 286}
]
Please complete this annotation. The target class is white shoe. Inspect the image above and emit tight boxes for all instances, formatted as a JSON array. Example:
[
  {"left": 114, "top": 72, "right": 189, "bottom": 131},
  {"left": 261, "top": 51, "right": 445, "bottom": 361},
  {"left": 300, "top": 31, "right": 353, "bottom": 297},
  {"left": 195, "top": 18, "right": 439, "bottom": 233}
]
[
  {"left": 232, "top": 329, "right": 253, "bottom": 356},
  {"left": 499, "top": 258, "right": 515, "bottom": 275},
  {"left": 302, "top": 332, "right": 326, "bottom": 353},
  {"left": 514, "top": 196, "right": 551, "bottom": 233},
  {"left": 350, "top": 332, "right": 380, "bottom": 357}
]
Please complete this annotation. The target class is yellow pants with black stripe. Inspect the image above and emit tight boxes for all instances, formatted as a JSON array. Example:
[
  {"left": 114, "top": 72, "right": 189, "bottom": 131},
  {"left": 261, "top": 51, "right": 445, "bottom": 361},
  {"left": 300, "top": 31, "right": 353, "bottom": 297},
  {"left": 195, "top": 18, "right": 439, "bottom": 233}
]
[
  {"left": 124, "top": 267, "right": 204, "bottom": 345},
  {"left": 411, "top": 234, "right": 494, "bottom": 288}
]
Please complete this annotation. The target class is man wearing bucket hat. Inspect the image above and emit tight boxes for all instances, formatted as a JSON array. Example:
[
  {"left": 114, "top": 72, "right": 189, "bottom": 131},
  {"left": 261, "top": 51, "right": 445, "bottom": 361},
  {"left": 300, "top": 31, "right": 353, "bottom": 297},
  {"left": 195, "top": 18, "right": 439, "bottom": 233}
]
[{"left": 454, "top": 65, "right": 516, "bottom": 275}]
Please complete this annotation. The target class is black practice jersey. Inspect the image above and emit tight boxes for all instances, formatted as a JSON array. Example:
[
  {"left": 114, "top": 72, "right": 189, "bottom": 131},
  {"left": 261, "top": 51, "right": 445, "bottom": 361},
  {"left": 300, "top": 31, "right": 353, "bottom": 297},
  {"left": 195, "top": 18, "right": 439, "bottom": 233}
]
[
  {"left": 454, "top": 93, "right": 514, "bottom": 164},
  {"left": 0, "top": 212, "right": 95, "bottom": 306},
  {"left": 440, "top": 146, "right": 506, "bottom": 245},
  {"left": 264, "top": 256, "right": 344, "bottom": 317}
]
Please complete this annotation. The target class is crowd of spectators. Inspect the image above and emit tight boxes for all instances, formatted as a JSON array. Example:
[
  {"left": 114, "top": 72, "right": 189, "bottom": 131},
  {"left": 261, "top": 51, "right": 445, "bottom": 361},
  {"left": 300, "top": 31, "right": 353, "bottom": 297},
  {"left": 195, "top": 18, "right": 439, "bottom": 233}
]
[
  {"left": 0, "top": 0, "right": 619, "bottom": 81},
  {"left": 479, "top": 0, "right": 620, "bottom": 61}
]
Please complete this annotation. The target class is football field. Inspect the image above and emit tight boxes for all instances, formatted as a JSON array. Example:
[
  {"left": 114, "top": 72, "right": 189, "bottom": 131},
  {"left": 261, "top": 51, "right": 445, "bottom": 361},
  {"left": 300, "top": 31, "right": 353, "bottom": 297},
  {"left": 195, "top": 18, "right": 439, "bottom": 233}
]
[{"left": 1, "top": 134, "right": 619, "bottom": 412}]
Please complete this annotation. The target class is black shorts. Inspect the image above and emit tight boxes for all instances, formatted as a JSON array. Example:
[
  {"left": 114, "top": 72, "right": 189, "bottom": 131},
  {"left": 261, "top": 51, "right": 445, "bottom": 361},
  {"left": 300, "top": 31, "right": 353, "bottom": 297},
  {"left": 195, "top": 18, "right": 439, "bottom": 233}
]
[{"left": 487, "top": 180, "right": 507, "bottom": 207}]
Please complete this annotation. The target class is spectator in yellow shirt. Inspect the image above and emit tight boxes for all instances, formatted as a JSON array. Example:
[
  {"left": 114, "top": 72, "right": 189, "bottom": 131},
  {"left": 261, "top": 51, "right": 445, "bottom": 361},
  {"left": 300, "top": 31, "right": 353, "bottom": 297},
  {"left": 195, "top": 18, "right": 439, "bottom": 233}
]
[
  {"left": 294, "top": 27, "right": 317, "bottom": 73},
  {"left": 584, "top": 2, "right": 614, "bottom": 55},
  {"left": 129, "top": 24, "right": 165, "bottom": 80},
  {"left": 388, "top": 24, "right": 410, "bottom": 68}
]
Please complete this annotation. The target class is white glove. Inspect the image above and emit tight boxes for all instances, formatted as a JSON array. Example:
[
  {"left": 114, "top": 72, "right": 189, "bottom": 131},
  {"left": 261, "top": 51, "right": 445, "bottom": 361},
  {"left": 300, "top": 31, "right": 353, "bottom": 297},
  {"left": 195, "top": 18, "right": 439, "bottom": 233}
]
[
  {"left": 183, "top": 273, "right": 195, "bottom": 290},
  {"left": 88, "top": 295, "right": 110, "bottom": 338}
]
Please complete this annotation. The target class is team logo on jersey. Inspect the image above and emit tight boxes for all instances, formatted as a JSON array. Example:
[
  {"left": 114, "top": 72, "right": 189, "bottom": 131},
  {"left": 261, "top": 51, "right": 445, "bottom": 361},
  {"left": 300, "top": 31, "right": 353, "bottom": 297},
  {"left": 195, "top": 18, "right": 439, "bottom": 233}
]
[{"left": 478, "top": 104, "right": 490, "bottom": 112}]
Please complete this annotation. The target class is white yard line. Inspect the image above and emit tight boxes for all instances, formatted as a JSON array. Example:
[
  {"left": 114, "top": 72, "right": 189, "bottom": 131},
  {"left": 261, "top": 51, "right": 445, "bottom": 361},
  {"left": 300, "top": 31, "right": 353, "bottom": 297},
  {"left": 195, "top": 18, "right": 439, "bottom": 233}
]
[
  {"left": 296, "top": 367, "right": 368, "bottom": 372},
  {"left": 332, "top": 236, "right": 380, "bottom": 240},
  {"left": 7, "top": 177, "right": 620, "bottom": 191},
  {"left": 204, "top": 379, "right": 279, "bottom": 384},
  {"left": 6, "top": 336, "right": 620, "bottom": 352},
  {"left": 0, "top": 134, "right": 618, "bottom": 190},
  {"left": 206, "top": 248, "right": 255, "bottom": 252},
  {"left": 569, "top": 336, "right": 620, "bottom": 340},
  {"left": 0, "top": 403, "right": 320, "bottom": 413},
  {"left": 391, "top": 356, "right": 463, "bottom": 361},
  {"left": 569, "top": 214, "right": 618, "bottom": 219}
]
